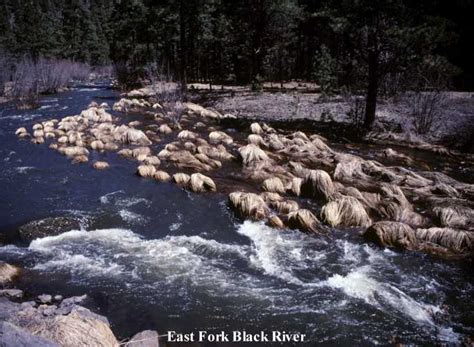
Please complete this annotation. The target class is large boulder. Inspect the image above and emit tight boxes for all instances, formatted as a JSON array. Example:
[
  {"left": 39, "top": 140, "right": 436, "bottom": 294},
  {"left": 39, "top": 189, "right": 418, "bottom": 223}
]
[
  {"left": 27, "top": 306, "right": 118, "bottom": 347},
  {"left": 0, "top": 321, "right": 59, "bottom": 347},
  {"left": 18, "top": 217, "right": 81, "bottom": 243},
  {"left": 0, "top": 295, "right": 118, "bottom": 347},
  {"left": 126, "top": 330, "right": 160, "bottom": 347}
]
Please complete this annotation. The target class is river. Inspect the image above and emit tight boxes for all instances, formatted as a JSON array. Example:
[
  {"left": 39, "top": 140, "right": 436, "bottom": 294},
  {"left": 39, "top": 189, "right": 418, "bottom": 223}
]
[{"left": 0, "top": 83, "right": 472, "bottom": 346}]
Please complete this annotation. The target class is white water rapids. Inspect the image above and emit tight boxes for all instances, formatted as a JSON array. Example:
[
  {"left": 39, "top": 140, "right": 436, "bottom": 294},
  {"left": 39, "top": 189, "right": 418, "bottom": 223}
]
[{"left": 0, "top": 221, "right": 456, "bottom": 343}]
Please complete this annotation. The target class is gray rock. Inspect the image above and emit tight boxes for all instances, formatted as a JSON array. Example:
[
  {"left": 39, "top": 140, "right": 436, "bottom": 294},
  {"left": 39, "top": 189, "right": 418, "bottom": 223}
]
[
  {"left": 41, "top": 306, "right": 57, "bottom": 317},
  {"left": 0, "top": 298, "right": 21, "bottom": 321},
  {"left": 0, "top": 321, "right": 59, "bottom": 347},
  {"left": 126, "top": 330, "right": 160, "bottom": 347},
  {"left": 54, "top": 306, "right": 73, "bottom": 316},
  {"left": 67, "top": 305, "right": 110, "bottom": 325},
  {"left": 0, "top": 262, "right": 20, "bottom": 284},
  {"left": 59, "top": 294, "right": 87, "bottom": 307},
  {"left": 0, "top": 289, "right": 24, "bottom": 299},
  {"left": 37, "top": 294, "right": 52, "bottom": 304},
  {"left": 18, "top": 217, "right": 82, "bottom": 242},
  {"left": 53, "top": 295, "right": 63, "bottom": 302},
  {"left": 0, "top": 296, "right": 117, "bottom": 347},
  {"left": 20, "top": 301, "right": 37, "bottom": 308}
]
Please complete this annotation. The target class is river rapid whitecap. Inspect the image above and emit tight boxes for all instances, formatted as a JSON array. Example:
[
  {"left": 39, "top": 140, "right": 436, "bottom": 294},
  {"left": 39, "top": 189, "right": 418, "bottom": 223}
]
[{"left": 0, "top": 83, "right": 472, "bottom": 345}]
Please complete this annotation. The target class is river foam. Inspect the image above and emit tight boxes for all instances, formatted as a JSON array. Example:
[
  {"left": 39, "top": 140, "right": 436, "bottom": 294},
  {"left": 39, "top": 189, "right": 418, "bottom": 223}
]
[{"left": 0, "top": 221, "right": 458, "bottom": 343}]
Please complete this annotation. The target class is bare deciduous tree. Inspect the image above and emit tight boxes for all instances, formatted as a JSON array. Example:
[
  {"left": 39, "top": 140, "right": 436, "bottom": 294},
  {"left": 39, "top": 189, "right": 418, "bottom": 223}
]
[{"left": 408, "top": 91, "right": 446, "bottom": 135}]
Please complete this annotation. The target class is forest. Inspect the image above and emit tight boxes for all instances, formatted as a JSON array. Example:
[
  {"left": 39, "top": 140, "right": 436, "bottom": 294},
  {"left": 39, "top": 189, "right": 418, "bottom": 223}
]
[{"left": 1, "top": 0, "right": 473, "bottom": 128}]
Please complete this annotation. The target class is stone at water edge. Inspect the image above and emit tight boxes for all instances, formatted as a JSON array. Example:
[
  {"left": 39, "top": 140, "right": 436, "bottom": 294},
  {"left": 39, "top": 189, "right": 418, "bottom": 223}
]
[
  {"left": 126, "top": 330, "right": 160, "bottom": 347},
  {"left": 37, "top": 294, "right": 53, "bottom": 304},
  {"left": 0, "top": 289, "right": 24, "bottom": 299},
  {"left": 18, "top": 217, "right": 82, "bottom": 242},
  {"left": 0, "top": 321, "right": 60, "bottom": 347}
]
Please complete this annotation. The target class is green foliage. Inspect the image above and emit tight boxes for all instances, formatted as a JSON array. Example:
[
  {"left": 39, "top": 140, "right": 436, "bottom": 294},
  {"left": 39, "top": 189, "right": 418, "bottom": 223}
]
[
  {"left": 0, "top": 0, "right": 467, "bottom": 93},
  {"left": 313, "top": 45, "right": 337, "bottom": 95},
  {"left": 0, "top": 0, "right": 111, "bottom": 65}
]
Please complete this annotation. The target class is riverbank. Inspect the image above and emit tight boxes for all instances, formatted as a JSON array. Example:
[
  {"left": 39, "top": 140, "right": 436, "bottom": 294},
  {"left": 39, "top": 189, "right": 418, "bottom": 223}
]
[{"left": 1, "top": 261, "right": 159, "bottom": 346}]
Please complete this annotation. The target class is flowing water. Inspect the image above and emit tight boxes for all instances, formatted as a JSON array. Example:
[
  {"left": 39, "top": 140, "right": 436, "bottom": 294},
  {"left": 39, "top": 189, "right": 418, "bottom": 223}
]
[{"left": 0, "top": 84, "right": 473, "bottom": 346}]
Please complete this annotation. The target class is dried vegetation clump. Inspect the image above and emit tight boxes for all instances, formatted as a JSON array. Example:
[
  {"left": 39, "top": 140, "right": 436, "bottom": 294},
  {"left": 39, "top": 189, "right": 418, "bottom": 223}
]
[{"left": 16, "top": 93, "right": 474, "bottom": 259}]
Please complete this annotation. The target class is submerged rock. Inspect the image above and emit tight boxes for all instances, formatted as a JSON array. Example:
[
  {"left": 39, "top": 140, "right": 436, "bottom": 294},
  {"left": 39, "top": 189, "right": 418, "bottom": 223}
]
[{"left": 18, "top": 217, "right": 81, "bottom": 242}]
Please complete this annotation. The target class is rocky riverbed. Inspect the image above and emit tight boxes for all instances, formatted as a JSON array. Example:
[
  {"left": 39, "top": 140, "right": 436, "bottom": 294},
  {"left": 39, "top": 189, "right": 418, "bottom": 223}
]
[
  {"left": 1, "top": 83, "right": 473, "bottom": 346},
  {"left": 0, "top": 261, "right": 159, "bottom": 347}
]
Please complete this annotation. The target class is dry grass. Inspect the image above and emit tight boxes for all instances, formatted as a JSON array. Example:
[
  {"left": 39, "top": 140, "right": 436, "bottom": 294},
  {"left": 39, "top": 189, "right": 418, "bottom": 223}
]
[
  {"left": 0, "top": 262, "right": 19, "bottom": 284},
  {"left": 172, "top": 173, "right": 191, "bottom": 186},
  {"left": 363, "top": 221, "right": 417, "bottom": 249},
  {"left": 301, "top": 169, "right": 335, "bottom": 201},
  {"left": 434, "top": 206, "right": 473, "bottom": 229},
  {"left": 154, "top": 171, "right": 171, "bottom": 182},
  {"left": 287, "top": 209, "right": 323, "bottom": 234},
  {"left": 261, "top": 177, "right": 286, "bottom": 194},
  {"left": 415, "top": 227, "right": 473, "bottom": 253},
  {"left": 321, "top": 196, "right": 372, "bottom": 227},
  {"left": 228, "top": 192, "right": 269, "bottom": 221},
  {"left": 137, "top": 165, "right": 156, "bottom": 178},
  {"left": 189, "top": 173, "right": 217, "bottom": 193},
  {"left": 238, "top": 144, "right": 270, "bottom": 166}
]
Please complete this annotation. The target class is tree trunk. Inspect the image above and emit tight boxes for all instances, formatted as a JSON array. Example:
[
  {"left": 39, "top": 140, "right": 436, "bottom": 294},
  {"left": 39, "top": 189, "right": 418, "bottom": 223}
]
[
  {"left": 364, "top": 31, "right": 379, "bottom": 129},
  {"left": 179, "top": 0, "right": 187, "bottom": 95}
]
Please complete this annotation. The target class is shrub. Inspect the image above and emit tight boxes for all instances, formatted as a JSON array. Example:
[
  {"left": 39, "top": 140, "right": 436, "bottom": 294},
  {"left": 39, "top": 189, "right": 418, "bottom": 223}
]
[
  {"left": 344, "top": 94, "right": 366, "bottom": 128},
  {"left": 1, "top": 54, "right": 91, "bottom": 108},
  {"left": 408, "top": 91, "right": 446, "bottom": 135}
]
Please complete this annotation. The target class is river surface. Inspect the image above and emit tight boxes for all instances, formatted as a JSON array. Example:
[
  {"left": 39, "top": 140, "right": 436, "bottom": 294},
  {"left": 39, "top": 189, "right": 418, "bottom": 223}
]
[{"left": 0, "top": 84, "right": 473, "bottom": 346}]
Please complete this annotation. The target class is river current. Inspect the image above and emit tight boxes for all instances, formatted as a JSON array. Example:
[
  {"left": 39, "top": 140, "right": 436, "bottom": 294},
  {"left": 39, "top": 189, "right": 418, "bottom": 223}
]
[{"left": 0, "top": 84, "right": 472, "bottom": 346}]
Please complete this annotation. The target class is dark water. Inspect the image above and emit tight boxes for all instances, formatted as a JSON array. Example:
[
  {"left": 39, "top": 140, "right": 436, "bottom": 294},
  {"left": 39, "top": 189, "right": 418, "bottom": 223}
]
[{"left": 0, "top": 84, "right": 473, "bottom": 346}]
